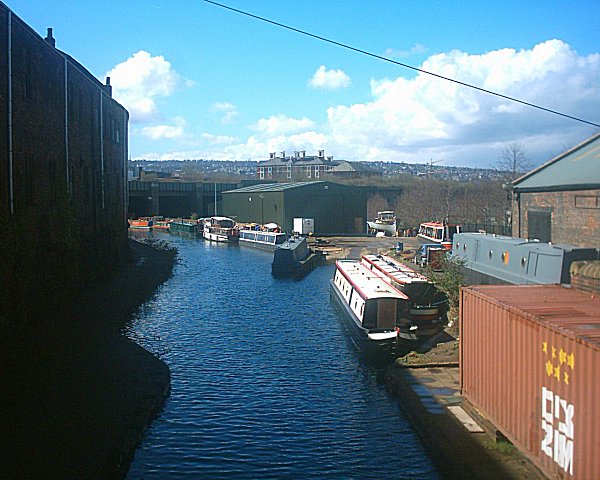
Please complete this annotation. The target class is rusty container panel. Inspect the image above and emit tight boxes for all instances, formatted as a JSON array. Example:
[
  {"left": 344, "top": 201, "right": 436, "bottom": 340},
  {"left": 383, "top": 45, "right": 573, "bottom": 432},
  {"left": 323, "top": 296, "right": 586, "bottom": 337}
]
[{"left": 460, "top": 284, "right": 600, "bottom": 480}]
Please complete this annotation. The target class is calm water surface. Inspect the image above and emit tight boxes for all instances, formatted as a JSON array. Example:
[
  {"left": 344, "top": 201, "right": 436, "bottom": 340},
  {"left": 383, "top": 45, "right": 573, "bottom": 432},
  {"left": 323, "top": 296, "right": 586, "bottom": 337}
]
[{"left": 125, "top": 234, "right": 439, "bottom": 479}]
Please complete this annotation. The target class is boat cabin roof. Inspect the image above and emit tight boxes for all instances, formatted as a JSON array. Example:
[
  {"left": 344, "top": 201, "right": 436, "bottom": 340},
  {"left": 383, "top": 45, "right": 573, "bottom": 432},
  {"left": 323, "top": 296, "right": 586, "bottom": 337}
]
[
  {"left": 336, "top": 260, "right": 409, "bottom": 300},
  {"left": 361, "top": 254, "right": 429, "bottom": 285},
  {"left": 420, "top": 221, "right": 460, "bottom": 228}
]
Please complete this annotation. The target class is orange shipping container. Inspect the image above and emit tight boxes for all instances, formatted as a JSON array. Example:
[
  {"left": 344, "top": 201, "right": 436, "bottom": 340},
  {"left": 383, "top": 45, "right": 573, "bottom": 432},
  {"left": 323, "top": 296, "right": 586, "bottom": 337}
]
[{"left": 460, "top": 285, "right": 600, "bottom": 480}]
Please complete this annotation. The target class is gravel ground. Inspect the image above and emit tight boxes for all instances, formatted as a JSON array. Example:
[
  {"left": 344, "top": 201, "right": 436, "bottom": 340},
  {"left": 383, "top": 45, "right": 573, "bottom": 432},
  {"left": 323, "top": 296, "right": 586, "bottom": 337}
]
[{"left": 0, "top": 239, "right": 176, "bottom": 479}]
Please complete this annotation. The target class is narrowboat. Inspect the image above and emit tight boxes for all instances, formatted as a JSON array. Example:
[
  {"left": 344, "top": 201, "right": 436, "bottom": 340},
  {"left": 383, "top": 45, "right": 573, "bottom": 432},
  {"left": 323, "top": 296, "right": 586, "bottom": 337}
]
[
  {"left": 367, "top": 211, "right": 397, "bottom": 236},
  {"left": 152, "top": 217, "right": 170, "bottom": 231},
  {"left": 330, "top": 259, "right": 415, "bottom": 353},
  {"left": 169, "top": 218, "right": 200, "bottom": 237},
  {"left": 452, "top": 232, "right": 599, "bottom": 285},
  {"left": 271, "top": 236, "right": 320, "bottom": 277},
  {"left": 361, "top": 254, "right": 448, "bottom": 337},
  {"left": 128, "top": 218, "right": 153, "bottom": 230},
  {"left": 238, "top": 223, "right": 287, "bottom": 251},
  {"left": 417, "top": 221, "right": 462, "bottom": 249},
  {"left": 203, "top": 216, "right": 239, "bottom": 243}
]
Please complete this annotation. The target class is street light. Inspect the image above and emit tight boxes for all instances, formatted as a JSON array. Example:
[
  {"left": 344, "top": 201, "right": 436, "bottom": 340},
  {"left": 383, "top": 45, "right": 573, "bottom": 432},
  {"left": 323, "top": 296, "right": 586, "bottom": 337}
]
[{"left": 259, "top": 193, "right": 265, "bottom": 224}]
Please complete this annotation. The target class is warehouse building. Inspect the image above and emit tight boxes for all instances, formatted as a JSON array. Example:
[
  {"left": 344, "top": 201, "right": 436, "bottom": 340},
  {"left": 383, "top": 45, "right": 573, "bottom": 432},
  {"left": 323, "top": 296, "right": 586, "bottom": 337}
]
[
  {"left": 0, "top": 4, "right": 129, "bottom": 322},
  {"left": 511, "top": 132, "right": 600, "bottom": 247},
  {"left": 222, "top": 181, "right": 368, "bottom": 235}
]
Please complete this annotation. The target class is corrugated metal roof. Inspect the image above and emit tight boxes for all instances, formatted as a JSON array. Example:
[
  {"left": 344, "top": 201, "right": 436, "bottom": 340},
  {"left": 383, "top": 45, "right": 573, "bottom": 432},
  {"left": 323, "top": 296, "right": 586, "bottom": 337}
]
[
  {"left": 512, "top": 132, "right": 600, "bottom": 192},
  {"left": 223, "top": 181, "right": 327, "bottom": 193},
  {"left": 464, "top": 284, "right": 600, "bottom": 348}
]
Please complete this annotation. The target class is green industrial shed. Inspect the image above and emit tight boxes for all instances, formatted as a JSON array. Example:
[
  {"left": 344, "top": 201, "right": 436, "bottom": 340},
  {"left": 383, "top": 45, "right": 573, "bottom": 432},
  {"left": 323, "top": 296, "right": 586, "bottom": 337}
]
[{"left": 222, "top": 181, "right": 368, "bottom": 235}]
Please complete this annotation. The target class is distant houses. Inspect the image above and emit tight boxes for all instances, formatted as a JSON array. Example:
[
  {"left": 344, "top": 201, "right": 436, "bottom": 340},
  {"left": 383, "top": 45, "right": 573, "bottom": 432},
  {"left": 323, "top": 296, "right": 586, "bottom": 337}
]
[{"left": 256, "top": 150, "right": 377, "bottom": 180}]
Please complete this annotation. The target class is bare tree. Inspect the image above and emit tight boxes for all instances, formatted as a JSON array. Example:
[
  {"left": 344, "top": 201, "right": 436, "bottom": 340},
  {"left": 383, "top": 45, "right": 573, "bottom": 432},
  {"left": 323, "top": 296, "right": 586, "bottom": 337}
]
[{"left": 496, "top": 143, "right": 532, "bottom": 182}]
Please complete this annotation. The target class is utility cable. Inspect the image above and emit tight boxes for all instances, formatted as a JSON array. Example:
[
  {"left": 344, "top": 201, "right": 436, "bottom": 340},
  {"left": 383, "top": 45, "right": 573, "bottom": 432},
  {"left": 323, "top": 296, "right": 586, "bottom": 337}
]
[{"left": 204, "top": 0, "right": 600, "bottom": 129}]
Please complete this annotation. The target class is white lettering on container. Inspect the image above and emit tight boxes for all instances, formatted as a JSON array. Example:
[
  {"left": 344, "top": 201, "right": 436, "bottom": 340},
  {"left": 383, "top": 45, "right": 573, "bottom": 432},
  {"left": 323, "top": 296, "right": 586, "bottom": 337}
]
[{"left": 541, "top": 386, "right": 574, "bottom": 476}]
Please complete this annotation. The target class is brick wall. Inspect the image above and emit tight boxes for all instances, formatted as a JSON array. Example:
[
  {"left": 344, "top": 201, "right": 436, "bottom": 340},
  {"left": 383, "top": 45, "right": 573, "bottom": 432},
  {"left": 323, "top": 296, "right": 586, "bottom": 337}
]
[
  {"left": 0, "top": 4, "right": 129, "bottom": 323},
  {"left": 512, "top": 189, "right": 600, "bottom": 248}
]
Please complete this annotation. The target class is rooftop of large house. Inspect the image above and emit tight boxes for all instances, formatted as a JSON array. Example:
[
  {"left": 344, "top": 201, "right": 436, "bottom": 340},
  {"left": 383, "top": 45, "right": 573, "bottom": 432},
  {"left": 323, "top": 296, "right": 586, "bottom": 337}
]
[
  {"left": 257, "top": 150, "right": 375, "bottom": 174},
  {"left": 513, "top": 132, "right": 600, "bottom": 192}
]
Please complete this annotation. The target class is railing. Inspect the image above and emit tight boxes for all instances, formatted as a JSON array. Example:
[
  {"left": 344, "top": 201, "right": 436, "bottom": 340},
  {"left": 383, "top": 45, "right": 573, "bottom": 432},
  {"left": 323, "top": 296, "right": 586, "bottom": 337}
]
[{"left": 462, "top": 223, "right": 512, "bottom": 236}]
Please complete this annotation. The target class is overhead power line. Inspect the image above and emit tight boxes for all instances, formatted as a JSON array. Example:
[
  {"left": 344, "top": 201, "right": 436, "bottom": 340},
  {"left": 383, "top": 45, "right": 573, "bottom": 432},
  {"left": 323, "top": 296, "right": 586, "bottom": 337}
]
[{"left": 204, "top": 0, "right": 600, "bottom": 129}]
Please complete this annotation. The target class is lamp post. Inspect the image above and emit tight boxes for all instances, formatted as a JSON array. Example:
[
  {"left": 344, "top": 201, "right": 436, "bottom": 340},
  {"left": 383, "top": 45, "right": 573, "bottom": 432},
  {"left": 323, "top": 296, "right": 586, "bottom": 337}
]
[{"left": 259, "top": 193, "right": 264, "bottom": 224}]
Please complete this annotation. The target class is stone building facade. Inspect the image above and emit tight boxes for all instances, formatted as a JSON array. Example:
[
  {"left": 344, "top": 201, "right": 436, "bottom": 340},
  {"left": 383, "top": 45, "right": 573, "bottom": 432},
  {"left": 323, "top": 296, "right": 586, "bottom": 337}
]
[{"left": 0, "top": 3, "right": 129, "bottom": 322}]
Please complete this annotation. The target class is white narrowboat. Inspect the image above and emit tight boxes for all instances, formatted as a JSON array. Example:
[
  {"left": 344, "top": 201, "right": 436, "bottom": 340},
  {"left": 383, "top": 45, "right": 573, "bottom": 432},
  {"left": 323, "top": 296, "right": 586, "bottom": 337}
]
[
  {"left": 238, "top": 223, "right": 287, "bottom": 251},
  {"left": 330, "top": 259, "right": 415, "bottom": 353}
]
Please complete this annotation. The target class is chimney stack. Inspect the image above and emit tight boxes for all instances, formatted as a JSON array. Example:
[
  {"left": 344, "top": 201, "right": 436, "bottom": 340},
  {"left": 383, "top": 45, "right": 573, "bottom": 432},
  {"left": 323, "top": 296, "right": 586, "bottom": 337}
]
[
  {"left": 104, "top": 77, "right": 112, "bottom": 97},
  {"left": 44, "top": 28, "right": 56, "bottom": 48}
]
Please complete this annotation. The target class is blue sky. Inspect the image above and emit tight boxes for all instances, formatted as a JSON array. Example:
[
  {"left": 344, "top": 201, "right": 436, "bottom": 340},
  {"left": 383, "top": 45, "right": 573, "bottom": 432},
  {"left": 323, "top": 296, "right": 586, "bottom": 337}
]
[{"left": 7, "top": 0, "right": 600, "bottom": 168}]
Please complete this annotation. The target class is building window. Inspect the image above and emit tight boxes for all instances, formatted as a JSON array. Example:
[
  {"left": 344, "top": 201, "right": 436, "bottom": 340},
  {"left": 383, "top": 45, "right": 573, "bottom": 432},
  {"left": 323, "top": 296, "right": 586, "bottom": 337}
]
[
  {"left": 306, "top": 166, "right": 311, "bottom": 178},
  {"left": 528, "top": 210, "right": 552, "bottom": 243},
  {"left": 314, "top": 166, "right": 320, "bottom": 178}
]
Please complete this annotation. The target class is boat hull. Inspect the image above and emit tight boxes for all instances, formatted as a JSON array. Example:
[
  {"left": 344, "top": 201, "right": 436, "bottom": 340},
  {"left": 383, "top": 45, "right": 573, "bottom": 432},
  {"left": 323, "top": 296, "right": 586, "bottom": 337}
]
[
  {"left": 367, "top": 221, "right": 396, "bottom": 236},
  {"left": 271, "top": 236, "right": 320, "bottom": 277},
  {"left": 329, "top": 279, "right": 414, "bottom": 355},
  {"left": 203, "top": 230, "right": 238, "bottom": 243}
]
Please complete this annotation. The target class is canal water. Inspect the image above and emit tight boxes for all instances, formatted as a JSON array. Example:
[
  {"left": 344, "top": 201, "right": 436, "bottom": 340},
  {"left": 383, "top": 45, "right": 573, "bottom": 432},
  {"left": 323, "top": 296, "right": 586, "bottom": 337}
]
[{"left": 124, "top": 234, "right": 439, "bottom": 479}]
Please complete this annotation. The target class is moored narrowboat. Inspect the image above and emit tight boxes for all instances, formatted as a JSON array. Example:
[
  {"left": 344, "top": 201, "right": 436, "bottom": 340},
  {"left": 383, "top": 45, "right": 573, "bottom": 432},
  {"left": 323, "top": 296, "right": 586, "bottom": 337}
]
[
  {"left": 330, "top": 259, "right": 416, "bottom": 354},
  {"left": 128, "top": 217, "right": 154, "bottom": 230},
  {"left": 169, "top": 218, "right": 201, "bottom": 237},
  {"left": 361, "top": 254, "right": 448, "bottom": 338},
  {"left": 271, "top": 236, "right": 320, "bottom": 277},
  {"left": 152, "top": 217, "right": 171, "bottom": 231},
  {"left": 238, "top": 223, "right": 287, "bottom": 251}
]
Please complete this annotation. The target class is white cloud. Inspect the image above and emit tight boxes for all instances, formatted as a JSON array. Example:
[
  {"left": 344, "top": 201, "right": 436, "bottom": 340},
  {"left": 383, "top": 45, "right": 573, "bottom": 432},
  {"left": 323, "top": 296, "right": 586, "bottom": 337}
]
[
  {"left": 211, "top": 102, "right": 239, "bottom": 124},
  {"left": 201, "top": 132, "right": 237, "bottom": 145},
  {"left": 106, "top": 50, "right": 192, "bottom": 123},
  {"left": 385, "top": 43, "right": 428, "bottom": 59},
  {"left": 324, "top": 39, "right": 600, "bottom": 165},
  {"left": 140, "top": 117, "right": 187, "bottom": 140},
  {"left": 252, "top": 114, "right": 316, "bottom": 137},
  {"left": 308, "top": 65, "right": 351, "bottom": 90},
  {"left": 135, "top": 40, "right": 600, "bottom": 168}
]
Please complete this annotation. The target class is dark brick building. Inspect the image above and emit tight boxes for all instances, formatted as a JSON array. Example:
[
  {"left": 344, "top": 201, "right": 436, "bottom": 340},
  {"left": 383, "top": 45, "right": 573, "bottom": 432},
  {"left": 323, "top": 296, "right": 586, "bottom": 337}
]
[
  {"left": 511, "top": 132, "right": 600, "bottom": 248},
  {"left": 0, "top": 3, "right": 129, "bottom": 323}
]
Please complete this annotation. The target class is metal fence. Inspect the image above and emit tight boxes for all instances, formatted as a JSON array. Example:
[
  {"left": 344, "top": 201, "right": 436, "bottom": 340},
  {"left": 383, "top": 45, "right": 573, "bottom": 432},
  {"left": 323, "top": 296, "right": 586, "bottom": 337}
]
[{"left": 462, "top": 223, "right": 512, "bottom": 236}]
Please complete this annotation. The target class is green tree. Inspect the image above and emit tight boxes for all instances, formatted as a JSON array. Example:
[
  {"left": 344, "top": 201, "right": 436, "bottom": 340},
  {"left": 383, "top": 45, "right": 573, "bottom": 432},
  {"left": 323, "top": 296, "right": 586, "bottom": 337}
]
[{"left": 425, "top": 254, "right": 466, "bottom": 326}]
